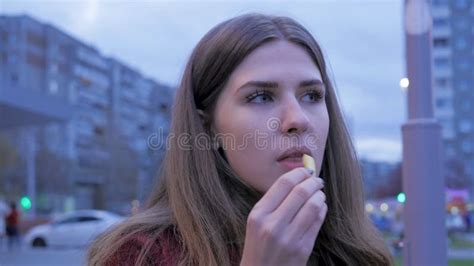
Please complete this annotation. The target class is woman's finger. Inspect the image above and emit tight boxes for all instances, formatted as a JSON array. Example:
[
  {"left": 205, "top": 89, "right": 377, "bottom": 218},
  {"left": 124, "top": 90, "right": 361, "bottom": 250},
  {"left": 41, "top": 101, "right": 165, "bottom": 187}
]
[
  {"left": 270, "top": 177, "right": 324, "bottom": 225},
  {"left": 288, "top": 190, "right": 326, "bottom": 238},
  {"left": 253, "top": 167, "right": 313, "bottom": 214},
  {"left": 299, "top": 202, "right": 328, "bottom": 246}
]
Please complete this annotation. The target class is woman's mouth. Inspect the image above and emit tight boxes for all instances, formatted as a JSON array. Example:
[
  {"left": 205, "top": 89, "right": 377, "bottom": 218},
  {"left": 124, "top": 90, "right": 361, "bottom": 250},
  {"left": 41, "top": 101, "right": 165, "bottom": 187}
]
[{"left": 277, "top": 155, "right": 305, "bottom": 170}]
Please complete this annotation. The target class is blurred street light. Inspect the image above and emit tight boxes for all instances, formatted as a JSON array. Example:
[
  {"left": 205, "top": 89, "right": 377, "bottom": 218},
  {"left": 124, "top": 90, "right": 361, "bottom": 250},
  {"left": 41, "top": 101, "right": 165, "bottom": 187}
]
[
  {"left": 400, "top": 77, "right": 409, "bottom": 91},
  {"left": 20, "top": 196, "right": 32, "bottom": 210},
  {"left": 365, "top": 203, "right": 374, "bottom": 213},
  {"left": 397, "top": 192, "right": 406, "bottom": 203}
]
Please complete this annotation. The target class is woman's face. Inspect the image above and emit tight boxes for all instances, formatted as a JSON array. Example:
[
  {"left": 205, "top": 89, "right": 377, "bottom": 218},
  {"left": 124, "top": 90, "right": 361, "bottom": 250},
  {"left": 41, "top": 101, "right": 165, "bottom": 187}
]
[{"left": 212, "top": 40, "right": 329, "bottom": 193}]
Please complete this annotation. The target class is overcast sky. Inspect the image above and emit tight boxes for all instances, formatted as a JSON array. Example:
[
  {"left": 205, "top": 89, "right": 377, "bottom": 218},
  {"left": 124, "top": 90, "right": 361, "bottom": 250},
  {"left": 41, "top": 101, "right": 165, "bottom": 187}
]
[{"left": 1, "top": 0, "right": 406, "bottom": 163}]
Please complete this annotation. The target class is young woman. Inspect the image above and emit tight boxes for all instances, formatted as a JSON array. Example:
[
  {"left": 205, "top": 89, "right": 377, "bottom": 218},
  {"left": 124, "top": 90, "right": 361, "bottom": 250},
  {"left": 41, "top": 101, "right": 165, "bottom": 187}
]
[{"left": 88, "top": 13, "right": 393, "bottom": 266}]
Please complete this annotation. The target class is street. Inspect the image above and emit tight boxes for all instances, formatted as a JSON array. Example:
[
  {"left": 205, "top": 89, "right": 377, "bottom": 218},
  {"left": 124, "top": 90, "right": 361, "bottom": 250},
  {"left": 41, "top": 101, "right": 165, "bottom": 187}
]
[{"left": 0, "top": 248, "right": 85, "bottom": 266}]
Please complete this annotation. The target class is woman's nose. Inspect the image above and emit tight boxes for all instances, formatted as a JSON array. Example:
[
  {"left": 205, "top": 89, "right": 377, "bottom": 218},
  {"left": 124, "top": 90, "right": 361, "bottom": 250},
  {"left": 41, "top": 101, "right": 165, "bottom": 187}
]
[{"left": 279, "top": 98, "right": 310, "bottom": 134}]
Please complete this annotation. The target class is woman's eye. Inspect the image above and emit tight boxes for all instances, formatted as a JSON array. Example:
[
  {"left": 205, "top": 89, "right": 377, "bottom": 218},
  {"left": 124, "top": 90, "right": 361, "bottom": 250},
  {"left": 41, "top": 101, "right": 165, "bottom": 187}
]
[
  {"left": 246, "top": 90, "right": 273, "bottom": 103},
  {"left": 302, "top": 89, "right": 324, "bottom": 102}
]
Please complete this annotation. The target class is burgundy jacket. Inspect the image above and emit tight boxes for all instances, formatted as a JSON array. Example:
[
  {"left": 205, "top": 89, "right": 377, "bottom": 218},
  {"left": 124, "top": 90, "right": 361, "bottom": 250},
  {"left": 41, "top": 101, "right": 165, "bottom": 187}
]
[
  {"left": 105, "top": 228, "right": 240, "bottom": 266},
  {"left": 105, "top": 229, "right": 180, "bottom": 266}
]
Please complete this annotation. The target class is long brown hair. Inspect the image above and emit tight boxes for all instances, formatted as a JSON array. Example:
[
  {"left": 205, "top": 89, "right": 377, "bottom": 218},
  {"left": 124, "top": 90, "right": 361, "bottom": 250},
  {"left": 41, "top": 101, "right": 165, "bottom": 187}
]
[{"left": 87, "top": 13, "right": 393, "bottom": 266}]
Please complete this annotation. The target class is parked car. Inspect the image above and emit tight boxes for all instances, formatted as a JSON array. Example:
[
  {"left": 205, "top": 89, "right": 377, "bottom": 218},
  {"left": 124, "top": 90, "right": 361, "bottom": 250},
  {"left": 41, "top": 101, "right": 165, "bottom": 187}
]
[{"left": 24, "top": 209, "right": 125, "bottom": 248}]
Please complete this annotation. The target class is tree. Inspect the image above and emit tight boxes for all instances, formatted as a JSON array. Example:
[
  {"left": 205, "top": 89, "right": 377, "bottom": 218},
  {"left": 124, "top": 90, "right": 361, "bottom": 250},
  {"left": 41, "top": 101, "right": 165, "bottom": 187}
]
[
  {"left": 374, "top": 164, "right": 402, "bottom": 199},
  {"left": 0, "top": 134, "right": 21, "bottom": 198},
  {"left": 97, "top": 121, "right": 140, "bottom": 213},
  {"left": 0, "top": 134, "right": 18, "bottom": 169},
  {"left": 35, "top": 148, "right": 74, "bottom": 194}
]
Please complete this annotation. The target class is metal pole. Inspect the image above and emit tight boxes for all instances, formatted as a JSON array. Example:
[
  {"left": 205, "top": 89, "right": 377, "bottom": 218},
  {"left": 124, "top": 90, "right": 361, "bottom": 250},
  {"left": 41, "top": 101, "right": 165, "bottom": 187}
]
[
  {"left": 402, "top": 1, "right": 447, "bottom": 265},
  {"left": 26, "top": 127, "right": 36, "bottom": 217}
]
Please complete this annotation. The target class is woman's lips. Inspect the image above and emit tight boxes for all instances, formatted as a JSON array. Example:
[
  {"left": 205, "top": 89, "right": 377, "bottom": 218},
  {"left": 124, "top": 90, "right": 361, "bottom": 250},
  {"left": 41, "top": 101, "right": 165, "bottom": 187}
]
[{"left": 278, "top": 156, "right": 305, "bottom": 170}]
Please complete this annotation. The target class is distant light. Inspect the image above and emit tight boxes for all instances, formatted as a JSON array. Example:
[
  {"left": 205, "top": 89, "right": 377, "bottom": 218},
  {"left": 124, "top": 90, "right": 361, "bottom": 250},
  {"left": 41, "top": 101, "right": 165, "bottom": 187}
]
[
  {"left": 20, "top": 196, "right": 32, "bottom": 210},
  {"left": 397, "top": 192, "right": 406, "bottom": 203},
  {"left": 365, "top": 203, "right": 374, "bottom": 213},
  {"left": 380, "top": 203, "right": 389, "bottom": 212},
  {"left": 400, "top": 78, "right": 409, "bottom": 91}
]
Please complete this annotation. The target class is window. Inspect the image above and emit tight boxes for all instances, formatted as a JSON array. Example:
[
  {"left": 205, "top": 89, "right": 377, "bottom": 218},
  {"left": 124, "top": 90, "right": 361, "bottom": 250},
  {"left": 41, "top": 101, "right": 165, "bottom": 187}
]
[
  {"left": 433, "top": 38, "right": 449, "bottom": 48},
  {"left": 467, "top": 161, "right": 474, "bottom": 176},
  {"left": 160, "top": 103, "right": 168, "bottom": 112},
  {"left": 1, "top": 30, "right": 7, "bottom": 43},
  {"left": 58, "top": 63, "right": 68, "bottom": 73},
  {"left": 94, "top": 126, "right": 104, "bottom": 136},
  {"left": 9, "top": 34, "right": 17, "bottom": 45},
  {"left": 56, "top": 217, "right": 80, "bottom": 225},
  {"left": 454, "top": 36, "right": 469, "bottom": 51},
  {"left": 434, "top": 57, "right": 450, "bottom": 67},
  {"left": 9, "top": 54, "right": 18, "bottom": 64},
  {"left": 436, "top": 98, "right": 448, "bottom": 108},
  {"left": 461, "top": 101, "right": 471, "bottom": 111},
  {"left": 78, "top": 216, "right": 100, "bottom": 223},
  {"left": 457, "top": 80, "right": 470, "bottom": 91},
  {"left": 27, "top": 52, "right": 46, "bottom": 69},
  {"left": 73, "top": 64, "right": 109, "bottom": 89},
  {"left": 49, "top": 80, "right": 59, "bottom": 94},
  {"left": 11, "top": 73, "right": 18, "bottom": 83},
  {"left": 455, "top": 58, "right": 470, "bottom": 71},
  {"left": 459, "top": 120, "right": 472, "bottom": 133},
  {"left": 79, "top": 77, "right": 92, "bottom": 87},
  {"left": 59, "top": 44, "right": 68, "bottom": 56},
  {"left": 454, "top": 0, "right": 469, "bottom": 10},
  {"left": 461, "top": 140, "right": 472, "bottom": 154},
  {"left": 445, "top": 144, "right": 455, "bottom": 158},
  {"left": 27, "top": 30, "right": 46, "bottom": 49},
  {"left": 433, "top": 18, "right": 449, "bottom": 27},
  {"left": 433, "top": 0, "right": 448, "bottom": 6},
  {"left": 49, "top": 63, "right": 58, "bottom": 74},
  {"left": 453, "top": 17, "right": 469, "bottom": 31},
  {"left": 76, "top": 47, "right": 109, "bottom": 71},
  {"left": 435, "top": 77, "right": 450, "bottom": 87},
  {"left": 440, "top": 119, "right": 455, "bottom": 139}
]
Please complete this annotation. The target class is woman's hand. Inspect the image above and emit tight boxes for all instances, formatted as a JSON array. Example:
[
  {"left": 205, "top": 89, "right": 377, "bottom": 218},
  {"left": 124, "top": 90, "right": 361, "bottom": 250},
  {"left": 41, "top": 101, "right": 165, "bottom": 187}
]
[{"left": 240, "top": 168, "right": 327, "bottom": 266}]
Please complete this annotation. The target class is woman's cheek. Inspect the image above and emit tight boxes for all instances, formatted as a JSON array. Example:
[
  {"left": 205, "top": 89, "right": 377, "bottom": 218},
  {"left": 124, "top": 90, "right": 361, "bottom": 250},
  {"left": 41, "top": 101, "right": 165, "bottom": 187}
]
[{"left": 225, "top": 142, "right": 274, "bottom": 192}]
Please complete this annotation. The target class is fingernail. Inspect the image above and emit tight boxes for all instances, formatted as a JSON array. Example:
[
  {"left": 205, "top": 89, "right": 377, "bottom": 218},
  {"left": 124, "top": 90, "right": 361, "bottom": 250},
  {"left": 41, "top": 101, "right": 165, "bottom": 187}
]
[{"left": 304, "top": 167, "right": 313, "bottom": 176}]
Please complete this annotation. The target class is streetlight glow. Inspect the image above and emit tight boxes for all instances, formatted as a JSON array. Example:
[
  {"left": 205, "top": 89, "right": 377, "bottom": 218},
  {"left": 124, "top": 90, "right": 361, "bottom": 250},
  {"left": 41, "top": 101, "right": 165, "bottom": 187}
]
[{"left": 400, "top": 77, "right": 409, "bottom": 91}]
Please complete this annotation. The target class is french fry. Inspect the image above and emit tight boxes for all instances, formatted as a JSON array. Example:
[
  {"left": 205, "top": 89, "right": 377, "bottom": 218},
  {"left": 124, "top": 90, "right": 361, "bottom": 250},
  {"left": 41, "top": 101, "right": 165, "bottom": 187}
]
[{"left": 302, "top": 154, "right": 316, "bottom": 174}]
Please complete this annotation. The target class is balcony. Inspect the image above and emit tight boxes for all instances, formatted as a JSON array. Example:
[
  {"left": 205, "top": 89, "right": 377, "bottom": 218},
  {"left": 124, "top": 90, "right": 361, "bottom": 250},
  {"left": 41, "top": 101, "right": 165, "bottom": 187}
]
[{"left": 0, "top": 84, "right": 73, "bottom": 128}]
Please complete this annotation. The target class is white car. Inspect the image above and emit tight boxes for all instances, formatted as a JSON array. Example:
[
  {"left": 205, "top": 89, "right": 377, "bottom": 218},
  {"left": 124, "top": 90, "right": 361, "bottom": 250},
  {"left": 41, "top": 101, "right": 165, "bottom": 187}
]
[{"left": 24, "top": 210, "right": 125, "bottom": 248}]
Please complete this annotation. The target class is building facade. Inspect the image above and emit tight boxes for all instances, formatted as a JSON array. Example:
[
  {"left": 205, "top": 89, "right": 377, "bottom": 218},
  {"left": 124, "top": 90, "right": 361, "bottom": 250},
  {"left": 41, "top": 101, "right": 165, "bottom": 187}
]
[
  {"left": 431, "top": 0, "right": 474, "bottom": 198},
  {"left": 0, "top": 15, "right": 173, "bottom": 214}
]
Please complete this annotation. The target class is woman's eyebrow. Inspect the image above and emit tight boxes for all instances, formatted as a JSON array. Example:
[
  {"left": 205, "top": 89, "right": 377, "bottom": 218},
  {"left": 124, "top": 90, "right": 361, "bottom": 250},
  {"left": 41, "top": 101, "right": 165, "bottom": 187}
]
[
  {"left": 236, "top": 79, "right": 324, "bottom": 93},
  {"left": 299, "top": 79, "right": 324, "bottom": 88}
]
